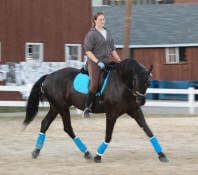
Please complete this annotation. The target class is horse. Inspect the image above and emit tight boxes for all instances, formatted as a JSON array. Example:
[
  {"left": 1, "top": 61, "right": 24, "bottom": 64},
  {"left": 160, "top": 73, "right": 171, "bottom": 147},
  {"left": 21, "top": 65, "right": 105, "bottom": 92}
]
[{"left": 23, "top": 58, "right": 168, "bottom": 163}]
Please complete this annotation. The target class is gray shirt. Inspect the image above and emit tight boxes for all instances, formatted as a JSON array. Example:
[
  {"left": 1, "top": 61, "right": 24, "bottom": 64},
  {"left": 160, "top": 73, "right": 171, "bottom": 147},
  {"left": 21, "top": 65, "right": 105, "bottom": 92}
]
[{"left": 84, "top": 27, "right": 116, "bottom": 63}]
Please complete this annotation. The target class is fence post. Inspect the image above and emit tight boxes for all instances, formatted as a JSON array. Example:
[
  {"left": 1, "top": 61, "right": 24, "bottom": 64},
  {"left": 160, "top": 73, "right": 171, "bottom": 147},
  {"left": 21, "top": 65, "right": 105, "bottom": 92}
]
[{"left": 188, "top": 87, "right": 195, "bottom": 115}]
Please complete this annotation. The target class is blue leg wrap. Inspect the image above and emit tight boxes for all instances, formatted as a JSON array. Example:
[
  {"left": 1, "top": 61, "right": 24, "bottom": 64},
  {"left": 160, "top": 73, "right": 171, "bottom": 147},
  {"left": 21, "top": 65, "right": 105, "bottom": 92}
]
[
  {"left": 150, "top": 136, "right": 162, "bottom": 154},
  {"left": 96, "top": 141, "right": 108, "bottom": 156},
  {"left": 35, "top": 133, "right": 46, "bottom": 150},
  {"left": 73, "top": 137, "right": 88, "bottom": 153}
]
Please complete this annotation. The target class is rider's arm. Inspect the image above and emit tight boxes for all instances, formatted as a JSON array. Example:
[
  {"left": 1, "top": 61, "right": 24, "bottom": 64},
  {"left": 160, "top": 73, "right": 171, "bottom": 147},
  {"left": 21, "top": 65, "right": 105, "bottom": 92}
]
[
  {"left": 85, "top": 51, "right": 99, "bottom": 63},
  {"left": 112, "top": 50, "right": 121, "bottom": 62}
]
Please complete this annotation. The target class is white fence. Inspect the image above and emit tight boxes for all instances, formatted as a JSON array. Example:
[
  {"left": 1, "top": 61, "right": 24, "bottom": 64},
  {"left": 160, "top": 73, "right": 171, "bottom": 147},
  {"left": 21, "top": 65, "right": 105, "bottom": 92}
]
[
  {"left": 0, "top": 86, "right": 198, "bottom": 114},
  {"left": 0, "top": 85, "right": 49, "bottom": 108},
  {"left": 146, "top": 88, "right": 198, "bottom": 114}
]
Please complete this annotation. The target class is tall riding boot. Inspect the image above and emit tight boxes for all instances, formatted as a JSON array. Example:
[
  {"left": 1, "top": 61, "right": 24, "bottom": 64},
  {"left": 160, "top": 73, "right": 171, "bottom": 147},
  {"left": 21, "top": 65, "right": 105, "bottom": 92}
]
[{"left": 83, "top": 91, "right": 95, "bottom": 118}]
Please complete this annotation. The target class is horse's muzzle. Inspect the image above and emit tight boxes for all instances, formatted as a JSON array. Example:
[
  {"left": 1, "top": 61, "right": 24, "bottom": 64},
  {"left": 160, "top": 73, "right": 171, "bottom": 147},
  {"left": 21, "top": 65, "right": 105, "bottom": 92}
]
[{"left": 136, "top": 96, "right": 145, "bottom": 106}]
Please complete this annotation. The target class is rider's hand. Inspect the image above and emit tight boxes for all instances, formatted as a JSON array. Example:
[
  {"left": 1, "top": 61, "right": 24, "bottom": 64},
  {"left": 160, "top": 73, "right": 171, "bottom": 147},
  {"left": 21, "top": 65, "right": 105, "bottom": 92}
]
[{"left": 97, "top": 61, "right": 105, "bottom": 69}]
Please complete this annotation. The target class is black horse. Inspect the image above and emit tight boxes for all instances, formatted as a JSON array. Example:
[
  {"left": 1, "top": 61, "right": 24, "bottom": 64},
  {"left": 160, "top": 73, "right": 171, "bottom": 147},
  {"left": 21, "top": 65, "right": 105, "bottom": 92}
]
[{"left": 23, "top": 58, "right": 168, "bottom": 163}]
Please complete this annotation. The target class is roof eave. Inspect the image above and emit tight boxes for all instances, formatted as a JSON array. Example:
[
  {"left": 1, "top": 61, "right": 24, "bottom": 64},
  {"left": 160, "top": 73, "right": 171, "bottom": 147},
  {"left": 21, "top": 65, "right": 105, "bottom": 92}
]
[{"left": 116, "top": 43, "right": 198, "bottom": 48}]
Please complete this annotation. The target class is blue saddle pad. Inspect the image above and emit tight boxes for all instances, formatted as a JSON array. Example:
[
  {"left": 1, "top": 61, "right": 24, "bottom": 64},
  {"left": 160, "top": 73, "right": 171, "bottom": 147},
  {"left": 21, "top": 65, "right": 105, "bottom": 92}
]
[
  {"left": 73, "top": 73, "right": 90, "bottom": 94},
  {"left": 73, "top": 72, "right": 110, "bottom": 96}
]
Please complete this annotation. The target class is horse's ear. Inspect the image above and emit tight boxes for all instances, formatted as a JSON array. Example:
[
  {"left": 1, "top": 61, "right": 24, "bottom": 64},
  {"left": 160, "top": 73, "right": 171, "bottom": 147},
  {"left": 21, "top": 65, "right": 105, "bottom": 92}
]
[{"left": 148, "top": 65, "right": 153, "bottom": 76}]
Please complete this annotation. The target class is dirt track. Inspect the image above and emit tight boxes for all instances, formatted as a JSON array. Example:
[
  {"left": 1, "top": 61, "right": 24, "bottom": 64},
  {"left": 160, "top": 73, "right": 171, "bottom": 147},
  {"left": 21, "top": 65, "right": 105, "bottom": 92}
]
[{"left": 0, "top": 114, "right": 198, "bottom": 175}]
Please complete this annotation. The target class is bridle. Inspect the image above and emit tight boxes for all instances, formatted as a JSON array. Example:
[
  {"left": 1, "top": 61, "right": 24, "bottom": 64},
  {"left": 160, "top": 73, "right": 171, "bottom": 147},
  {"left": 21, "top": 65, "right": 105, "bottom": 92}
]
[
  {"left": 127, "top": 69, "right": 152, "bottom": 98},
  {"left": 133, "top": 90, "right": 146, "bottom": 97},
  {"left": 125, "top": 78, "right": 146, "bottom": 97},
  {"left": 131, "top": 77, "right": 146, "bottom": 97}
]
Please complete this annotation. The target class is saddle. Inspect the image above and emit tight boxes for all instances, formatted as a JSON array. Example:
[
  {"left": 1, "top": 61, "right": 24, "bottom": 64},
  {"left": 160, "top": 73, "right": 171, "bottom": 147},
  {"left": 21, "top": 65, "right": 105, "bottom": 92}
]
[{"left": 73, "top": 62, "right": 116, "bottom": 96}]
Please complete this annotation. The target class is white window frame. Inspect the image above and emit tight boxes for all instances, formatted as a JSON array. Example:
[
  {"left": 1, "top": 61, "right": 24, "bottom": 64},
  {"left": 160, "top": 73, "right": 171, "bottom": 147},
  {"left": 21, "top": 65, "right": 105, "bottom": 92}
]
[
  {"left": 65, "top": 44, "right": 82, "bottom": 62},
  {"left": 25, "top": 43, "right": 43, "bottom": 61},
  {"left": 165, "top": 47, "right": 179, "bottom": 64}
]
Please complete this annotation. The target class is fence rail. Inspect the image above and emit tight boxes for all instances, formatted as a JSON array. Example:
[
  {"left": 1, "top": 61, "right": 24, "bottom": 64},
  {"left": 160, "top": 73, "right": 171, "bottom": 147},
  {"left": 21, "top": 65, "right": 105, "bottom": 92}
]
[
  {"left": 146, "top": 87, "right": 198, "bottom": 114},
  {"left": 0, "top": 86, "right": 198, "bottom": 114},
  {"left": 0, "top": 85, "right": 48, "bottom": 107}
]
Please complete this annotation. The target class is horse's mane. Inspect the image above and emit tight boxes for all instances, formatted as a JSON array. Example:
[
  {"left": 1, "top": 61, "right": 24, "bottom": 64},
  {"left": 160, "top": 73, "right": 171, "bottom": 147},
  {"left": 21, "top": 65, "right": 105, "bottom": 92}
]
[{"left": 116, "top": 58, "right": 146, "bottom": 75}]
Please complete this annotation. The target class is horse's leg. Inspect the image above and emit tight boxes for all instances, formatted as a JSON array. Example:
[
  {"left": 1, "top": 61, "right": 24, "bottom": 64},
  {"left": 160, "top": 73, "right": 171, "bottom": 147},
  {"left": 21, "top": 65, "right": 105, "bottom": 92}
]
[
  {"left": 94, "top": 115, "right": 117, "bottom": 163},
  {"left": 59, "top": 107, "right": 92, "bottom": 160},
  {"left": 32, "top": 105, "right": 58, "bottom": 159},
  {"left": 128, "top": 108, "right": 168, "bottom": 162}
]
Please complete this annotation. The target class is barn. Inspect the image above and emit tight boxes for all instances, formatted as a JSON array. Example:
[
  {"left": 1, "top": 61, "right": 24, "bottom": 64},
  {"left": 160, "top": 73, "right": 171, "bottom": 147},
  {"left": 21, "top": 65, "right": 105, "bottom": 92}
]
[
  {"left": 0, "top": 0, "right": 91, "bottom": 100},
  {"left": 93, "top": 3, "right": 198, "bottom": 81},
  {"left": 1, "top": 1, "right": 198, "bottom": 101},
  {"left": 93, "top": 3, "right": 198, "bottom": 99},
  {"left": 0, "top": 0, "right": 91, "bottom": 63}
]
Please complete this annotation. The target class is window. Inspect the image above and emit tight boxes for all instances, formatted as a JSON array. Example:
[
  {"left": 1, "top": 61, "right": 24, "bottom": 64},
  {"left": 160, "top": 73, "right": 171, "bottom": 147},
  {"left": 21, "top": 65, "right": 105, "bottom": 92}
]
[
  {"left": 110, "top": 0, "right": 125, "bottom": 5},
  {"left": 25, "top": 43, "right": 43, "bottom": 61},
  {"left": 157, "top": 0, "right": 174, "bottom": 4},
  {"left": 92, "top": 0, "right": 174, "bottom": 6},
  {"left": 93, "top": 0, "right": 156, "bottom": 6},
  {"left": 102, "top": 0, "right": 126, "bottom": 5},
  {"left": 179, "top": 47, "right": 187, "bottom": 62},
  {"left": 133, "top": 0, "right": 156, "bottom": 5},
  {"left": 165, "top": 47, "right": 186, "bottom": 64},
  {"left": 133, "top": 0, "right": 174, "bottom": 5},
  {"left": 65, "top": 44, "right": 82, "bottom": 61}
]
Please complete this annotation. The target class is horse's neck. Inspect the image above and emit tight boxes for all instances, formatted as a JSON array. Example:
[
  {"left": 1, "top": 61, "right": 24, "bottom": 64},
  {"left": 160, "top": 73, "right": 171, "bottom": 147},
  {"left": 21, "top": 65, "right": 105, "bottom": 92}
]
[{"left": 116, "top": 67, "right": 134, "bottom": 80}]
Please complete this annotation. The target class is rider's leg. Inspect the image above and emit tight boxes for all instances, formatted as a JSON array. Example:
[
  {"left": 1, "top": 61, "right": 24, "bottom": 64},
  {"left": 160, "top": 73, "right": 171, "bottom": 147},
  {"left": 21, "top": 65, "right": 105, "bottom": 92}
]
[{"left": 83, "top": 61, "right": 100, "bottom": 117}]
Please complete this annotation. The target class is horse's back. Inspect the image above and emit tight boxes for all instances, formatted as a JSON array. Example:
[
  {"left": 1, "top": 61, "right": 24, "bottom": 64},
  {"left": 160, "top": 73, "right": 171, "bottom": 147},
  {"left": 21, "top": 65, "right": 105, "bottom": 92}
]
[
  {"left": 46, "top": 67, "right": 79, "bottom": 83},
  {"left": 43, "top": 67, "right": 80, "bottom": 100}
]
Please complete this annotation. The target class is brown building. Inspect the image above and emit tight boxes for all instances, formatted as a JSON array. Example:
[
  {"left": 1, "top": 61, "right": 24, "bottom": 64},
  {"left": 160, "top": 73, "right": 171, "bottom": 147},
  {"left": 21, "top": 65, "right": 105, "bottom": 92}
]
[
  {"left": 0, "top": 0, "right": 92, "bottom": 63},
  {"left": 175, "top": 0, "right": 198, "bottom": 3},
  {"left": 1, "top": 1, "right": 198, "bottom": 101},
  {"left": 93, "top": 0, "right": 198, "bottom": 5},
  {"left": 94, "top": 4, "right": 198, "bottom": 81},
  {"left": 0, "top": 0, "right": 92, "bottom": 100}
]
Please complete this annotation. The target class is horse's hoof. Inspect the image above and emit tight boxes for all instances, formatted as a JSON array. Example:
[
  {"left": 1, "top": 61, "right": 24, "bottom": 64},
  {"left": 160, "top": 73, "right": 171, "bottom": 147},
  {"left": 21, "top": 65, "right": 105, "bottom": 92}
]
[
  {"left": 32, "top": 149, "right": 40, "bottom": 159},
  {"left": 84, "top": 151, "right": 92, "bottom": 160},
  {"left": 158, "top": 152, "right": 168, "bottom": 162},
  {"left": 94, "top": 155, "right": 102, "bottom": 163}
]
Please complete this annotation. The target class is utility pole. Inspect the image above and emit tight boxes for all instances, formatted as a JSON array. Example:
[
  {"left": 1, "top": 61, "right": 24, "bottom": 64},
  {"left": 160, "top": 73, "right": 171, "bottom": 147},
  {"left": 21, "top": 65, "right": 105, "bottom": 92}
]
[{"left": 122, "top": 0, "right": 133, "bottom": 60}]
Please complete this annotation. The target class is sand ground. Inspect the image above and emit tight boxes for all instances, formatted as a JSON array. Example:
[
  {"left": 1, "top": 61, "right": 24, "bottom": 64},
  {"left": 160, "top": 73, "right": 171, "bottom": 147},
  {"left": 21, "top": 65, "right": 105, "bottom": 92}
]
[{"left": 0, "top": 113, "right": 198, "bottom": 175}]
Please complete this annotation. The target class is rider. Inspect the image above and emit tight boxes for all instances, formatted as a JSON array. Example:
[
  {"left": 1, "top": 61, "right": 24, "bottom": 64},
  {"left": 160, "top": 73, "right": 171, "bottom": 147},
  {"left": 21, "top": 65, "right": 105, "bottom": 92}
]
[{"left": 83, "top": 12, "right": 121, "bottom": 117}]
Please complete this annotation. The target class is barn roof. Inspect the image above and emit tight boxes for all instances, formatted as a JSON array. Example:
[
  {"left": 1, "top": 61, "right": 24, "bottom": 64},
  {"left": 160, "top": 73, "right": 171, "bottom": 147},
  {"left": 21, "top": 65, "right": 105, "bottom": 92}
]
[{"left": 93, "top": 4, "right": 198, "bottom": 48}]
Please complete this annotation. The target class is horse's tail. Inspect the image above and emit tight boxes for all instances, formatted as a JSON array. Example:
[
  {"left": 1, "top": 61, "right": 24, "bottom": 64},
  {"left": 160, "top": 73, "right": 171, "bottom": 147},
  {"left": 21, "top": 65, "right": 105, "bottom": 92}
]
[{"left": 23, "top": 74, "right": 48, "bottom": 126}]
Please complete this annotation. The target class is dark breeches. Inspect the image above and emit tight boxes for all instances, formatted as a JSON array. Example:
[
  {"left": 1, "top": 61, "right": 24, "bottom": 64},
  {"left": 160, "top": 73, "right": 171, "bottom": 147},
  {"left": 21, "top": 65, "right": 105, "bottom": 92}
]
[{"left": 88, "top": 61, "right": 101, "bottom": 93}]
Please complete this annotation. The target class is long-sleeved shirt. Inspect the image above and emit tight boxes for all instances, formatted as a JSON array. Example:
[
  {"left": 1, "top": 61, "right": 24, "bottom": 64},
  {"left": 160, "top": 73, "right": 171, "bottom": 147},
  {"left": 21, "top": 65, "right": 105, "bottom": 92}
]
[{"left": 84, "top": 27, "right": 116, "bottom": 64}]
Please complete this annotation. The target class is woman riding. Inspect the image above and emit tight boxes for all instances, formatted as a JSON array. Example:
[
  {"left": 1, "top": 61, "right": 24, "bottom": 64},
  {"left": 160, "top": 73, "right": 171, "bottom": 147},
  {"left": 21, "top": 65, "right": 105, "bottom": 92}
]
[{"left": 83, "top": 12, "right": 121, "bottom": 117}]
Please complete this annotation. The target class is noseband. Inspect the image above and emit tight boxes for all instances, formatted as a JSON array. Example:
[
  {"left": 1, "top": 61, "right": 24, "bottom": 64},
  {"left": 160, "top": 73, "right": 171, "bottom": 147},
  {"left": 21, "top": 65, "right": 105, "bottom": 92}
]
[
  {"left": 133, "top": 90, "right": 146, "bottom": 97},
  {"left": 128, "top": 75, "right": 149, "bottom": 97},
  {"left": 125, "top": 78, "right": 146, "bottom": 97},
  {"left": 132, "top": 78, "right": 146, "bottom": 97}
]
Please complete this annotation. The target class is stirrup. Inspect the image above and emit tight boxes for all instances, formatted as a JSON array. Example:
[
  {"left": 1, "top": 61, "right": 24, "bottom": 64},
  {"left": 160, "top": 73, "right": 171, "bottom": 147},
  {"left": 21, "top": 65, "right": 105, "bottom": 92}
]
[{"left": 83, "top": 108, "right": 91, "bottom": 118}]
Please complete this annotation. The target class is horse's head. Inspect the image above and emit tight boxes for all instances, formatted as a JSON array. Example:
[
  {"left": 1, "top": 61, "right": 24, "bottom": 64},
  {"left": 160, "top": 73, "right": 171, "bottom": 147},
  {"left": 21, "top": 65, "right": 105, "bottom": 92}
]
[
  {"left": 117, "top": 59, "right": 152, "bottom": 106},
  {"left": 132, "top": 65, "right": 152, "bottom": 106}
]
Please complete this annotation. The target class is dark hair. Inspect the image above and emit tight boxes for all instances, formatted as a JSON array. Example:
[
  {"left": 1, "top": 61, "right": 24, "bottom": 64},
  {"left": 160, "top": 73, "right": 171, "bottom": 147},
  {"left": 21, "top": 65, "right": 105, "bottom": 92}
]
[{"left": 92, "top": 12, "right": 105, "bottom": 27}]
